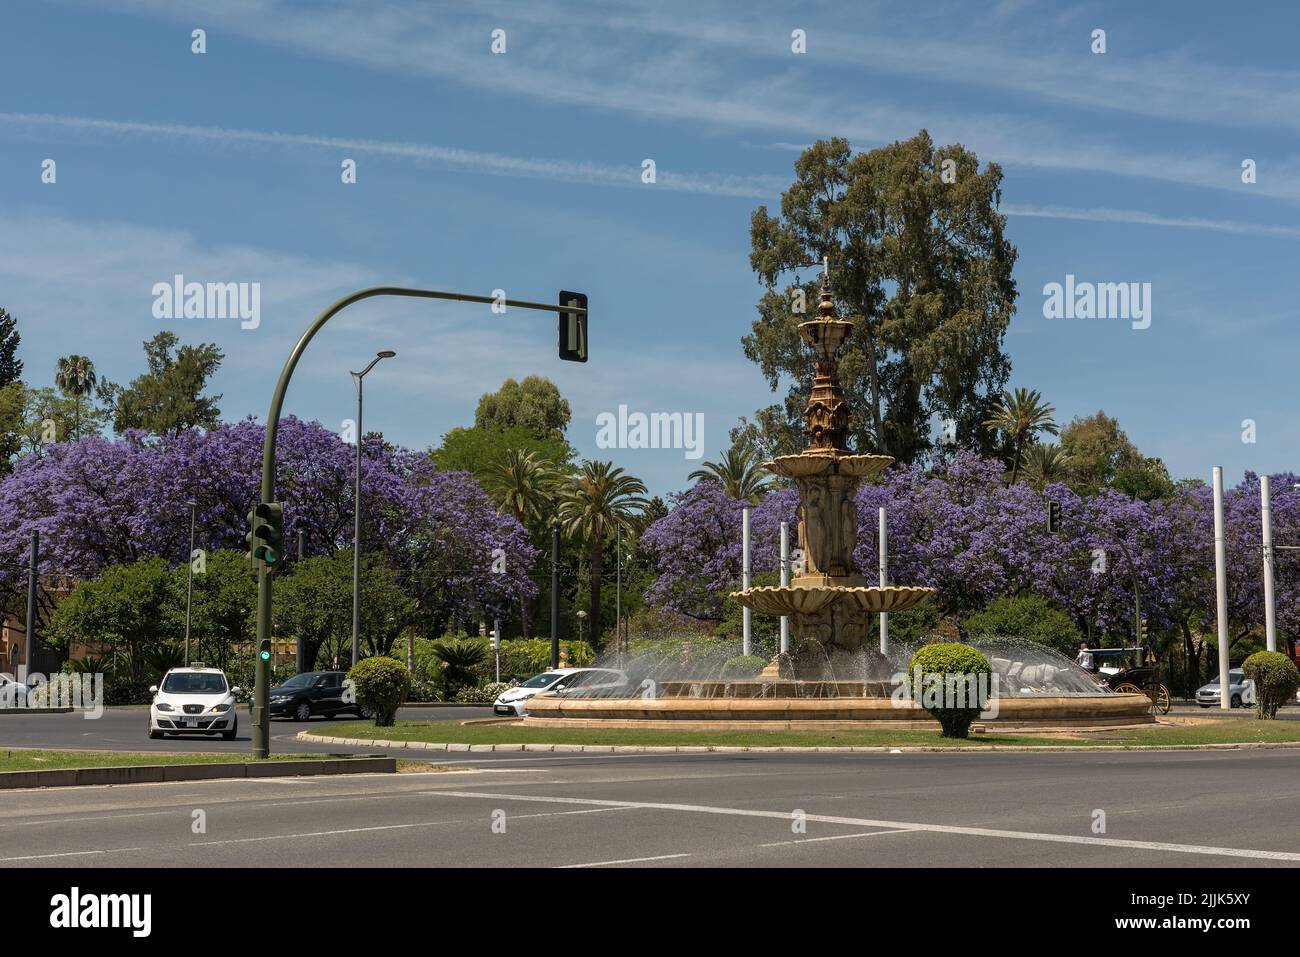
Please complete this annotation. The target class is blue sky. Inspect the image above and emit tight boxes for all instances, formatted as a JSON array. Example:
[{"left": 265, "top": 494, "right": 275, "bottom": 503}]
[{"left": 2, "top": 0, "right": 1297, "bottom": 496}]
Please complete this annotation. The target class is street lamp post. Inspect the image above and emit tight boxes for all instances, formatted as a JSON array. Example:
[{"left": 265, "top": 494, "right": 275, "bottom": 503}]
[
  {"left": 184, "top": 500, "right": 197, "bottom": 666},
  {"left": 351, "top": 350, "right": 396, "bottom": 669}
]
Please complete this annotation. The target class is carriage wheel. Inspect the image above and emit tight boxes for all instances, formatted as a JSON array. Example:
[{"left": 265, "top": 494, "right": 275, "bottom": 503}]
[
  {"left": 1151, "top": 684, "right": 1171, "bottom": 715},
  {"left": 1114, "top": 682, "right": 1142, "bottom": 695}
]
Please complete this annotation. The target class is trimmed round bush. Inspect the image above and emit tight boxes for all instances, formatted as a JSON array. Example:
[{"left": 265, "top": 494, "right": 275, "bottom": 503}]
[
  {"left": 907, "top": 642, "right": 993, "bottom": 739},
  {"left": 720, "top": 655, "right": 767, "bottom": 679},
  {"left": 347, "top": 656, "right": 411, "bottom": 727},
  {"left": 1242, "top": 651, "right": 1299, "bottom": 720}
]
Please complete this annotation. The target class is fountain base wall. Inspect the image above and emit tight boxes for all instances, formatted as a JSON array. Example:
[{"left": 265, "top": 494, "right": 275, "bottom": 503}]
[{"left": 523, "top": 693, "right": 1155, "bottom": 730}]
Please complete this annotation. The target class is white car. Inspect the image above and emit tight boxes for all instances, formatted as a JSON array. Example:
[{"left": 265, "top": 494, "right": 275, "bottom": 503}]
[
  {"left": 1196, "top": 669, "right": 1256, "bottom": 709},
  {"left": 493, "top": 667, "right": 628, "bottom": 717},
  {"left": 0, "top": 674, "right": 29, "bottom": 709},
  {"left": 148, "top": 665, "right": 240, "bottom": 740}
]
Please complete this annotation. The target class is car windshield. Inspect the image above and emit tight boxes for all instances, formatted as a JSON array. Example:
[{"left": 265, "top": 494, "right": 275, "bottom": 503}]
[
  {"left": 279, "top": 673, "right": 316, "bottom": 689},
  {"left": 161, "top": 672, "right": 228, "bottom": 694},
  {"left": 522, "top": 672, "right": 563, "bottom": 689}
]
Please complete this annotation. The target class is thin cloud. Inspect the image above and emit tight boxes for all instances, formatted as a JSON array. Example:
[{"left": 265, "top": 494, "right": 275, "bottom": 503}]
[{"left": 0, "top": 112, "right": 780, "bottom": 199}]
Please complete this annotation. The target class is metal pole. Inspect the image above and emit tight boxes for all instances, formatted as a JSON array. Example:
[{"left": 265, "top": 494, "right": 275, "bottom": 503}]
[
  {"left": 494, "top": 618, "right": 501, "bottom": 684},
  {"left": 741, "top": 506, "right": 752, "bottom": 656},
  {"left": 23, "top": 530, "right": 37, "bottom": 685},
  {"left": 550, "top": 525, "right": 560, "bottom": 669},
  {"left": 879, "top": 506, "right": 890, "bottom": 655},
  {"left": 184, "top": 502, "right": 196, "bottom": 666},
  {"left": 296, "top": 529, "right": 306, "bottom": 673},
  {"left": 252, "top": 286, "right": 587, "bottom": 759},
  {"left": 351, "top": 374, "right": 363, "bottom": 668},
  {"left": 1262, "top": 475, "right": 1278, "bottom": 653},
  {"left": 779, "top": 521, "right": 790, "bottom": 654},
  {"left": 616, "top": 524, "right": 621, "bottom": 656},
  {"left": 1212, "top": 466, "right": 1231, "bottom": 711}
]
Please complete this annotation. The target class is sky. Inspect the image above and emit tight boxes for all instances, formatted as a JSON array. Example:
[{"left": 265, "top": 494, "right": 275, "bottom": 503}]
[{"left": 1, "top": 0, "right": 1297, "bottom": 497}]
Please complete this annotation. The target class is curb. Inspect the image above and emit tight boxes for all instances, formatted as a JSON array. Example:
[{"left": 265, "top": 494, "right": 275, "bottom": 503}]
[
  {"left": 0, "top": 756, "right": 396, "bottom": 790},
  {"left": 297, "top": 731, "right": 1300, "bottom": 755}
]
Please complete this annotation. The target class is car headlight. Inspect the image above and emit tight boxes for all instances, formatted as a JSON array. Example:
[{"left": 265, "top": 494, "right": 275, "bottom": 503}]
[
  {"left": 209, "top": 703, "right": 232, "bottom": 713},
  {"left": 155, "top": 703, "right": 174, "bottom": 712}
]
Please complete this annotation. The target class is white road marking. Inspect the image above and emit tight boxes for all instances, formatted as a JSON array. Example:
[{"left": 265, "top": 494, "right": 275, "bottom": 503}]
[
  {"left": 430, "top": 790, "right": 1300, "bottom": 862},
  {"left": 760, "top": 828, "right": 916, "bottom": 848},
  {"left": 559, "top": 853, "right": 691, "bottom": 868},
  {"left": 0, "top": 847, "right": 144, "bottom": 862}
]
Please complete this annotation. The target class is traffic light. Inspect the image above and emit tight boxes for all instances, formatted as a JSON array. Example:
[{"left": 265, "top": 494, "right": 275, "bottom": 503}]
[
  {"left": 258, "top": 638, "right": 272, "bottom": 663},
  {"left": 558, "top": 290, "right": 587, "bottom": 362},
  {"left": 245, "top": 502, "right": 285, "bottom": 565},
  {"left": 1046, "top": 499, "right": 1061, "bottom": 534}
]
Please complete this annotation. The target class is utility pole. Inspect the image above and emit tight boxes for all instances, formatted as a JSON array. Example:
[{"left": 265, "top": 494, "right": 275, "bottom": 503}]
[
  {"left": 779, "top": 521, "right": 790, "bottom": 654},
  {"left": 296, "top": 529, "right": 306, "bottom": 674},
  {"left": 23, "top": 530, "right": 37, "bottom": 685},
  {"left": 550, "top": 524, "right": 561, "bottom": 670},
  {"left": 184, "top": 501, "right": 197, "bottom": 666},
  {"left": 878, "top": 507, "right": 889, "bottom": 655},
  {"left": 1261, "top": 475, "right": 1278, "bottom": 653},
  {"left": 741, "top": 506, "right": 752, "bottom": 656},
  {"left": 615, "top": 524, "right": 621, "bottom": 658},
  {"left": 351, "top": 350, "right": 396, "bottom": 669},
  {"left": 1212, "top": 466, "right": 1231, "bottom": 711}
]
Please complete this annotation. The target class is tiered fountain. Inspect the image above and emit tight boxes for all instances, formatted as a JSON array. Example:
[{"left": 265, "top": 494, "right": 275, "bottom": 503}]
[{"left": 525, "top": 265, "right": 1154, "bottom": 730}]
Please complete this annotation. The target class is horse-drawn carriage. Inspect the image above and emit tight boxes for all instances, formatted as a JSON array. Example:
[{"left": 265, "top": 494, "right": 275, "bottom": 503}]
[{"left": 1088, "top": 646, "right": 1171, "bottom": 715}]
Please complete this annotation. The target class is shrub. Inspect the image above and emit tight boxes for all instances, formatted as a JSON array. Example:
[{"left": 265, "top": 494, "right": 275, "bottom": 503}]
[
  {"left": 429, "top": 638, "right": 488, "bottom": 691},
  {"left": 720, "top": 655, "right": 767, "bottom": 679},
  {"left": 907, "top": 643, "right": 993, "bottom": 739},
  {"left": 453, "top": 681, "right": 511, "bottom": 704},
  {"left": 347, "top": 656, "right": 411, "bottom": 726},
  {"left": 1242, "top": 651, "right": 1300, "bottom": 720},
  {"left": 961, "top": 593, "right": 1081, "bottom": 654}
]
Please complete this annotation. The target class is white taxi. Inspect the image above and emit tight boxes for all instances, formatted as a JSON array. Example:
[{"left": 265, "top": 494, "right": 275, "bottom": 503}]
[{"left": 148, "top": 664, "right": 240, "bottom": 740}]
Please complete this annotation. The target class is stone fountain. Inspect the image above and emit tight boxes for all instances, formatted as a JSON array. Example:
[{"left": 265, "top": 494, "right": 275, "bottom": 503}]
[
  {"left": 523, "top": 263, "right": 1155, "bottom": 730},
  {"left": 729, "top": 264, "right": 932, "bottom": 682}
]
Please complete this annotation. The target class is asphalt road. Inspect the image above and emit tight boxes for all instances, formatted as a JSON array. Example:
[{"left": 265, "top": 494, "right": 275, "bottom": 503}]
[
  {"left": 0, "top": 705, "right": 489, "bottom": 756},
  {"left": 0, "top": 748, "right": 1297, "bottom": 867}
]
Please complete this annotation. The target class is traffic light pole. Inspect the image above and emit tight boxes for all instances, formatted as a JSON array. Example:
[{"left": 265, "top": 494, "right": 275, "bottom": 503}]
[{"left": 252, "top": 287, "right": 587, "bottom": 758}]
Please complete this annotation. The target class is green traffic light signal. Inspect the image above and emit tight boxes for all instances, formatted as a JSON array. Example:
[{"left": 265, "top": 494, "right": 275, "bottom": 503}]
[{"left": 247, "top": 502, "right": 285, "bottom": 565}]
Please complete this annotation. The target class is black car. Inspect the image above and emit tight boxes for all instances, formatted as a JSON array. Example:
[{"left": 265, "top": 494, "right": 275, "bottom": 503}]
[{"left": 268, "top": 671, "right": 368, "bottom": 721}]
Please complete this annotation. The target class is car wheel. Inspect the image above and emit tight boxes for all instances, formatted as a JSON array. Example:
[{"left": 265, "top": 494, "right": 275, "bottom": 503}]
[
  {"left": 1198, "top": 704, "right": 1210, "bottom": 709},
  {"left": 1231, "top": 694, "right": 1242, "bottom": 709},
  {"left": 294, "top": 701, "right": 313, "bottom": 721},
  {"left": 358, "top": 706, "right": 373, "bottom": 720},
  {"left": 149, "top": 728, "right": 163, "bottom": 739},
  {"left": 222, "top": 721, "right": 237, "bottom": 741}
]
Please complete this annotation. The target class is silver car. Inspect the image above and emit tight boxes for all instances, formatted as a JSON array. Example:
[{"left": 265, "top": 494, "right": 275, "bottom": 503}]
[{"left": 1196, "top": 669, "right": 1256, "bottom": 709}]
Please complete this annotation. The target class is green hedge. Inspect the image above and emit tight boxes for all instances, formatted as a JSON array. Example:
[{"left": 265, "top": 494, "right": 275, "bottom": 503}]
[
  {"left": 720, "top": 655, "right": 767, "bottom": 679},
  {"left": 1243, "top": 651, "right": 1300, "bottom": 720},
  {"left": 347, "top": 656, "right": 411, "bottom": 726},
  {"left": 907, "top": 643, "right": 992, "bottom": 739}
]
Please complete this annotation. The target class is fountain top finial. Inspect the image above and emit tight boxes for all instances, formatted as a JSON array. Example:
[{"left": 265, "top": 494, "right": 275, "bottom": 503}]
[{"left": 816, "top": 257, "right": 836, "bottom": 321}]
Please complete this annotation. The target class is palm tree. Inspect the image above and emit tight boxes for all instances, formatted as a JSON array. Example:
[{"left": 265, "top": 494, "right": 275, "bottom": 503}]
[
  {"left": 983, "top": 387, "right": 1058, "bottom": 485},
  {"left": 688, "top": 446, "right": 774, "bottom": 502},
  {"left": 555, "top": 461, "right": 649, "bottom": 645},
  {"left": 1020, "top": 442, "right": 1070, "bottom": 490},
  {"left": 477, "top": 449, "right": 557, "bottom": 636},
  {"left": 54, "top": 354, "right": 97, "bottom": 440},
  {"left": 477, "top": 449, "right": 557, "bottom": 524}
]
